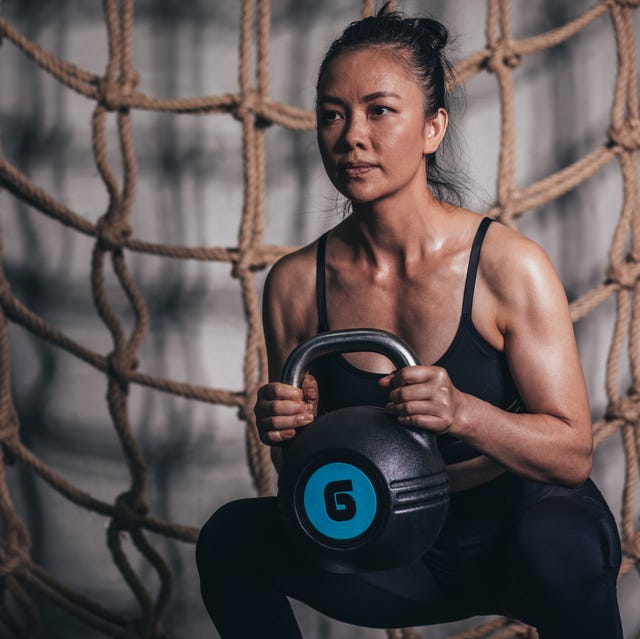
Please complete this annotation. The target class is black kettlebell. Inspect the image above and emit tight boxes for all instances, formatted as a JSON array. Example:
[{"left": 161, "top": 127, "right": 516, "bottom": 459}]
[{"left": 277, "top": 328, "right": 449, "bottom": 573}]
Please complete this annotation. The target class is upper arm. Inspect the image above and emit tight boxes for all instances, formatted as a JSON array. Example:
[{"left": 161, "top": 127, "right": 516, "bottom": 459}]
[
  {"left": 262, "top": 247, "right": 317, "bottom": 381},
  {"left": 491, "top": 232, "right": 592, "bottom": 439}
]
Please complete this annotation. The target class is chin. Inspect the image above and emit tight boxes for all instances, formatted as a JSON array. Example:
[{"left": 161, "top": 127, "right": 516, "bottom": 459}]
[{"left": 336, "top": 185, "right": 382, "bottom": 205}]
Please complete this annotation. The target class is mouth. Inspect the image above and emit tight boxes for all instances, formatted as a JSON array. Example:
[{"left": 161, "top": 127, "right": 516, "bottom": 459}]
[{"left": 339, "top": 162, "right": 378, "bottom": 178}]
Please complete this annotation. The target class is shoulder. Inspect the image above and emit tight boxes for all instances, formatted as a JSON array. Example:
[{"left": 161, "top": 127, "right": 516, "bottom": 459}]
[
  {"left": 479, "top": 220, "right": 569, "bottom": 330},
  {"left": 481, "top": 220, "right": 555, "bottom": 282},
  {"left": 263, "top": 236, "right": 322, "bottom": 344},
  {"left": 264, "top": 239, "right": 318, "bottom": 304}
]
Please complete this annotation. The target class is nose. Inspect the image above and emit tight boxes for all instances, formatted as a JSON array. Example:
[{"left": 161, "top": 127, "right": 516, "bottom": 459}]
[{"left": 341, "top": 112, "right": 368, "bottom": 150}]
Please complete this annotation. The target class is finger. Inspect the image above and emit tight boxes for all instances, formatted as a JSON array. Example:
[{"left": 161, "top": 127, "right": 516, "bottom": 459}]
[
  {"left": 257, "top": 410, "right": 314, "bottom": 432},
  {"left": 385, "top": 366, "right": 446, "bottom": 389},
  {"left": 265, "top": 398, "right": 314, "bottom": 417},
  {"left": 385, "top": 399, "right": 442, "bottom": 417},
  {"left": 261, "top": 411, "right": 316, "bottom": 444},
  {"left": 301, "top": 373, "right": 319, "bottom": 402},
  {"left": 378, "top": 367, "right": 418, "bottom": 389},
  {"left": 389, "top": 380, "right": 452, "bottom": 404},
  {"left": 395, "top": 413, "right": 452, "bottom": 433},
  {"left": 388, "top": 383, "right": 430, "bottom": 404},
  {"left": 254, "top": 396, "right": 311, "bottom": 421},
  {"left": 378, "top": 369, "right": 398, "bottom": 388},
  {"left": 258, "top": 382, "right": 304, "bottom": 401},
  {"left": 386, "top": 394, "right": 453, "bottom": 433},
  {"left": 263, "top": 428, "right": 296, "bottom": 446}
]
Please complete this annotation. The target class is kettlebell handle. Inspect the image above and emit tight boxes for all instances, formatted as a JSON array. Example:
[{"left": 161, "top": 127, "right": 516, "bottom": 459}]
[{"left": 281, "top": 328, "right": 420, "bottom": 387}]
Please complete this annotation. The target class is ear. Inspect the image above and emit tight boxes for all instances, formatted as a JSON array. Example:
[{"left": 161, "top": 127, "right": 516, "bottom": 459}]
[{"left": 423, "top": 108, "right": 448, "bottom": 155}]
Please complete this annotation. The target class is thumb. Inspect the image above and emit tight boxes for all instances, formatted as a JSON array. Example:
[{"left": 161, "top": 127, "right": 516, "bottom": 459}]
[
  {"left": 378, "top": 371, "right": 397, "bottom": 388},
  {"left": 301, "top": 373, "right": 318, "bottom": 402}
]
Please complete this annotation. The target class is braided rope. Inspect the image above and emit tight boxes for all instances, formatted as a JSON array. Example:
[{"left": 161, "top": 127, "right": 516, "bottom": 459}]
[{"left": 0, "top": 0, "right": 638, "bottom": 637}]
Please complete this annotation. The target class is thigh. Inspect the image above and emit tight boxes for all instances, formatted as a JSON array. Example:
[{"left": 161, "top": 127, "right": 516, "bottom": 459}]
[
  {"left": 198, "top": 496, "right": 473, "bottom": 630},
  {"left": 503, "top": 479, "right": 622, "bottom": 637}
]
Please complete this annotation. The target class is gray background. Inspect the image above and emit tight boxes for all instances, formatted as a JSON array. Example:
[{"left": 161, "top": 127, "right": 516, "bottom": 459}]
[{"left": 1, "top": 1, "right": 639, "bottom": 637}]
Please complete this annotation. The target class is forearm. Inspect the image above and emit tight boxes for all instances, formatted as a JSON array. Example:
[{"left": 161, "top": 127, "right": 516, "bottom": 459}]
[{"left": 453, "top": 392, "right": 592, "bottom": 487}]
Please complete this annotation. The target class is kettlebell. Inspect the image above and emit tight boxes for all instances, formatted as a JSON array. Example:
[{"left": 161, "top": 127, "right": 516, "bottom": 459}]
[{"left": 277, "top": 328, "right": 449, "bottom": 573}]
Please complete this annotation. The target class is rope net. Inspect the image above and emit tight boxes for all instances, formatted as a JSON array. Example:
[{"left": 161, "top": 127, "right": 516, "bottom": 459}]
[{"left": 0, "top": 1, "right": 638, "bottom": 638}]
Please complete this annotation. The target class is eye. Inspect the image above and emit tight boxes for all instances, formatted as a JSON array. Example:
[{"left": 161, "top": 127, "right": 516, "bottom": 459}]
[
  {"left": 319, "top": 109, "right": 343, "bottom": 124},
  {"left": 370, "top": 104, "right": 393, "bottom": 117}
]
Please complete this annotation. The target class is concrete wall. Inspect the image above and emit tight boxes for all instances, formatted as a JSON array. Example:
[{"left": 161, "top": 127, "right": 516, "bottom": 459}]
[{"left": 1, "top": 1, "right": 638, "bottom": 637}]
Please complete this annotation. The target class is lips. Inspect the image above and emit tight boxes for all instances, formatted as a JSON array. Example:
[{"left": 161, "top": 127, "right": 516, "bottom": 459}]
[{"left": 339, "top": 161, "right": 378, "bottom": 178}]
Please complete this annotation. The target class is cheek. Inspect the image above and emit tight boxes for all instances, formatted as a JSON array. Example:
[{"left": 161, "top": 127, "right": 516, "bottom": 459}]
[
  {"left": 316, "top": 131, "right": 332, "bottom": 169},
  {"left": 317, "top": 127, "right": 339, "bottom": 160},
  {"left": 377, "top": 121, "right": 426, "bottom": 162}
]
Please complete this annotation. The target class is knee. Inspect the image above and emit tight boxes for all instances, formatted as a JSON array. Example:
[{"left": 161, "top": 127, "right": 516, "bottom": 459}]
[
  {"left": 196, "top": 502, "right": 230, "bottom": 578},
  {"left": 196, "top": 497, "right": 279, "bottom": 584},
  {"left": 510, "top": 498, "right": 620, "bottom": 601},
  {"left": 196, "top": 499, "right": 252, "bottom": 580}
]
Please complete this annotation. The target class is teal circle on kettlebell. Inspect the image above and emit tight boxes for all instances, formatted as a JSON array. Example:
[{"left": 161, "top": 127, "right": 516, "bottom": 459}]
[{"left": 302, "top": 462, "right": 378, "bottom": 541}]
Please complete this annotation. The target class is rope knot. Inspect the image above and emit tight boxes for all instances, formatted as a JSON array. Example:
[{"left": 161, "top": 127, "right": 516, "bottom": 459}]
[
  {"left": 97, "top": 78, "right": 122, "bottom": 111},
  {"left": 231, "top": 249, "right": 256, "bottom": 279},
  {"left": 606, "top": 396, "right": 640, "bottom": 424},
  {"left": 232, "top": 91, "right": 257, "bottom": 122},
  {"left": 485, "top": 42, "right": 521, "bottom": 73},
  {"left": 107, "top": 350, "right": 139, "bottom": 385},
  {"left": 606, "top": 260, "right": 640, "bottom": 289},
  {"left": 231, "top": 90, "right": 272, "bottom": 127},
  {"left": 96, "top": 215, "right": 132, "bottom": 250},
  {"left": 0, "top": 545, "right": 30, "bottom": 579},
  {"left": 622, "top": 535, "right": 640, "bottom": 560},
  {"left": 0, "top": 411, "right": 20, "bottom": 445},
  {"left": 97, "top": 72, "right": 139, "bottom": 111},
  {"left": 113, "top": 492, "right": 149, "bottom": 531},
  {"left": 231, "top": 261, "right": 245, "bottom": 279},
  {"left": 608, "top": 119, "right": 640, "bottom": 152}
]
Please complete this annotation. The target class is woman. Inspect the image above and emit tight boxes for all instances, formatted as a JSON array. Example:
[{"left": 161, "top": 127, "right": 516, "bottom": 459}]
[{"left": 196, "top": 10, "right": 622, "bottom": 639}]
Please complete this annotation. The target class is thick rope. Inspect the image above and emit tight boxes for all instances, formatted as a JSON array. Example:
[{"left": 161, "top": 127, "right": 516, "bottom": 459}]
[{"left": 0, "top": 0, "right": 638, "bottom": 637}]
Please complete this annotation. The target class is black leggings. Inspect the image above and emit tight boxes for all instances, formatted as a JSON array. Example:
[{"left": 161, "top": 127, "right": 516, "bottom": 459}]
[{"left": 196, "top": 473, "right": 622, "bottom": 639}]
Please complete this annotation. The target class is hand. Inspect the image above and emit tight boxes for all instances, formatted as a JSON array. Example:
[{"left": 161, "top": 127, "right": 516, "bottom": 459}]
[
  {"left": 379, "top": 366, "right": 463, "bottom": 435},
  {"left": 254, "top": 373, "right": 318, "bottom": 446}
]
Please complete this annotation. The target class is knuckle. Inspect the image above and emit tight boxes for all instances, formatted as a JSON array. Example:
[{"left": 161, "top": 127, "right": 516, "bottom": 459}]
[
  {"left": 266, "top": 431, "right": 280, "bottom": 445},
  {"left": 413, "top": 415, "right": 425, "bottom": 427},
  {"left": 271, "top": 416, "right": 289, "bottom": 429},
  {"left": 271, "top": 399, "right": 286, "bottom": 414},
  {"left": 403, "top": 400, "right": 416, "bottom": 414}
]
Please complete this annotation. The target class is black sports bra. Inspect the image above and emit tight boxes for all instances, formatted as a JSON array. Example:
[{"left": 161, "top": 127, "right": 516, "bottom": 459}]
[{"left": 311, "top": 216, "right": 522, "bottom": 464}]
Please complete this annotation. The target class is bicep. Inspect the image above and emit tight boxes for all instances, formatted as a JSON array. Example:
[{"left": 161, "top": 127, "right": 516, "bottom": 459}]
[
  {"left": 263, "top": 268, "right": 296, "bottom": 382},
  {"left": 262, "top": 255, "right": 314, "bottom": 382},
  {"left": 502, "top": 248, "right": 590, "bottom": 429}
]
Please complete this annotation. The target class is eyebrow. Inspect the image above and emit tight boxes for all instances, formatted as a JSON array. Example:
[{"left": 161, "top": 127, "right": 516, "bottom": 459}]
[
  {"left": 317, "top": 91, "right": 401, "bottom": 106},
  {"left": 363, "top": 91, "right": 401, "bottom": 101}
]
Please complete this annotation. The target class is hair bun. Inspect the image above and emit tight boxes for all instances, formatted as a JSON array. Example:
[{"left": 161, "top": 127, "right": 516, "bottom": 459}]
[{"left": 414, "top": 18, "right": 448, "bottom": 52}]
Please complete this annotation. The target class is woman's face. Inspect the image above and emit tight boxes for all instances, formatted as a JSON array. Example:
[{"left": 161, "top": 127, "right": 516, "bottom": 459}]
[{"left": 316, "top": 47, "right": 435, "bottom": 206}]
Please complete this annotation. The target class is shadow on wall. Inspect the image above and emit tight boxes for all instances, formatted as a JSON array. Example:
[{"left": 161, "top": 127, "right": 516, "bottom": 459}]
[{"left": 1, "top": 0, "right": 634, "bottom": 638}]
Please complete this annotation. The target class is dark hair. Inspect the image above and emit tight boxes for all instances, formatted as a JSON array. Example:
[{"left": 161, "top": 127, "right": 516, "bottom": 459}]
[{"left": 317, "top": 7, "right": 467, "bottom": 207}]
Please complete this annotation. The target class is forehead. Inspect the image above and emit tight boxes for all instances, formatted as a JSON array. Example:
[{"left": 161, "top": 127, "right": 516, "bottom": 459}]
[{"left": 317, "top": 47, "right": 420, "bottom": 98}]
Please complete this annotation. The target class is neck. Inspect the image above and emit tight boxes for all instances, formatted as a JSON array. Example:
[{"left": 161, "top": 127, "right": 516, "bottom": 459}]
[{"left": 345, "top": 186, "right": 451, "bottom": 264}]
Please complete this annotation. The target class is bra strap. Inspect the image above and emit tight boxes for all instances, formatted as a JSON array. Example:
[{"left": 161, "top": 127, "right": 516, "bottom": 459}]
[
  {"left": 316, "top": 231, "right": 330, "bottom": 333},
  {"left": 461, "top": 217, "right": 494, "bottom": 317}
]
